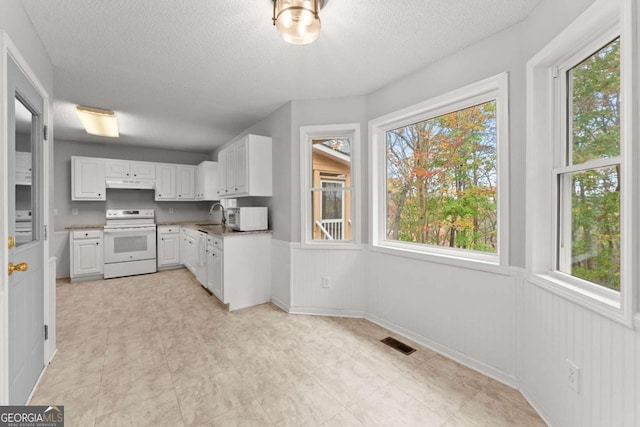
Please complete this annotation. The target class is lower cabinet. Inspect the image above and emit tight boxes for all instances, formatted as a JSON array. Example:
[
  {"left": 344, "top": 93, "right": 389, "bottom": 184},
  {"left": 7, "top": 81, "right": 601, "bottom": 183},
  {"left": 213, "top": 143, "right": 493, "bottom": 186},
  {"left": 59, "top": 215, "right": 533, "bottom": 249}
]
[
  {"left": 206, "top": 236, "right": 223, "bottom": 301},
  {"left": 70, "top": 229, "right": 103, "bottom": 281},
  {"left": 157, "top": 225, "right": 181, "bottom": 269},
  {"left": 216, "top": 233, "right": 271, "bottom": 311}
]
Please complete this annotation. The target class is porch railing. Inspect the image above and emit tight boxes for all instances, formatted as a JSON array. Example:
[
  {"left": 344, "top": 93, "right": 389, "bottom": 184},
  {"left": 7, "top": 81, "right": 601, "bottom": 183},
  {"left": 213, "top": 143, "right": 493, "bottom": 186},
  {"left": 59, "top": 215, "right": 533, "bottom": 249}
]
[{"left": 315, "top": 219, "right": 344, "bottom": 240}]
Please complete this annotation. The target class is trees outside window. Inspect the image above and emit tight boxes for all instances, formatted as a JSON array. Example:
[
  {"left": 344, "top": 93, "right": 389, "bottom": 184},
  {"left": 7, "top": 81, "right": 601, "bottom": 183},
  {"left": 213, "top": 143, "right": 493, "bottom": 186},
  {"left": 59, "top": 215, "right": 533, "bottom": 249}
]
[
  {"left": 557, "top": 37, "right": 621, "bottom": 291},
  {"left": 386, "top": 101, "right": 497, "bottom": 253}
]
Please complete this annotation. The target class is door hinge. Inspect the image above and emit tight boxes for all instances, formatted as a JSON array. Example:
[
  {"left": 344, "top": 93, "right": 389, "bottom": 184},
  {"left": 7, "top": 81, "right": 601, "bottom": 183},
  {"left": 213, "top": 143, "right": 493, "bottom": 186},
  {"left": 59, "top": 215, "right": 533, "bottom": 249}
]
[
  {"left": 44, "top": 225, "right": 48, "bottom": 241},
  {"left": 43, "top": 125, "right": 48, "bottom": 141},
  {"left": 44, "top": 325, "right": 48, "bottom": 340}
]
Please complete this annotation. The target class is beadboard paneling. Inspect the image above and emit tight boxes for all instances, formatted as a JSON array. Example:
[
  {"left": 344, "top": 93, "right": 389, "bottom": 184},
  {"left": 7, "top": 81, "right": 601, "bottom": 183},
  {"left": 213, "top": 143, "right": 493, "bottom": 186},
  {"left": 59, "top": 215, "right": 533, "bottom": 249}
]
[
  {"left": 53, "top": 230, "right": 69, "bottom": 278},
  {"left": 271, "top": 239, "right": 292, "bottom": 311},
  {"left": 365, "top": 250, "right": 519, "bottom": 384},
  {"left": 522, "top": 281, "right": 640, "bottom": 427},
  {"left": 289, "top": 246, "right": 365, "bottom": 315}
]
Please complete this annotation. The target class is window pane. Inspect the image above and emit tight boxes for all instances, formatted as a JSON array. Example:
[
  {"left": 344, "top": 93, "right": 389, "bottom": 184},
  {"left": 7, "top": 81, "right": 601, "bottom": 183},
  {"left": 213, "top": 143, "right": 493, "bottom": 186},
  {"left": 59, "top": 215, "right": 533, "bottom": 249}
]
[
  {"left": 563, "top": 167, "right": 620, "bottom": 290},
  {"left": 569, "top": 38, "right": 620, "bottom": 164},
  {"left": 311, "top": 137, "right": 352, "bottom": 242},
  {"left": 385, "top": 100, "right": 497, "bottom": 253},
  {"left": 312, "top": 188, "right": 352, "bottom": 241}
]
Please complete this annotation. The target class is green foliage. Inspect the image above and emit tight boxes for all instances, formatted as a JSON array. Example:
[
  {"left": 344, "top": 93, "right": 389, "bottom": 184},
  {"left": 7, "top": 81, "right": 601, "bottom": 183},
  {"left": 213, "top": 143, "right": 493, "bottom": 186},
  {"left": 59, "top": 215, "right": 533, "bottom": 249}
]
[{"left": 386, "top": 101, "right": 497, "bottom": 253}]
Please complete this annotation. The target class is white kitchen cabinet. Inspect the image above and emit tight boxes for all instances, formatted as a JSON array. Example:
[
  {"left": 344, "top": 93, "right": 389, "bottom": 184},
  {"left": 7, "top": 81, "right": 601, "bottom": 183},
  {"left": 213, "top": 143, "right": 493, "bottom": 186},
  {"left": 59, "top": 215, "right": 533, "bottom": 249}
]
[
  {"left": 217, "top": 233, "right": 271, "bottom": 311},
  {"left": 157, "top": 225, "right": 181, "bottom": 269},
  {"left": 156, "top": 164, "right": 195, "bottom": 201},
  {"left": 155, "top": 163, "right": 177, "bottom": 200},
  {"left": 206, "top": 235, "right": 223, "bottom": 300},
  {"left": 72, "top": 156, "right": 106, "bottom": 201},
  {"left": 70, "top": 229, "right": 103, "bottom": 281},
  {"left": 105, "top": 160, "right": 156, "bottom": 179},
  {"left": 181, "top": 227, "right": 206, "bottom": 284},
  {"left": 15, "top": 151, "right": 32, "bottom": 185},
  {"left": 217, "top": 134, "right": 272, "bottom": 198},
  {"left": 176, "top": 165, "right": 196, "bottom": 200},
  {"left": 195, "top": 161, "right": 219, "bottom": 201}
]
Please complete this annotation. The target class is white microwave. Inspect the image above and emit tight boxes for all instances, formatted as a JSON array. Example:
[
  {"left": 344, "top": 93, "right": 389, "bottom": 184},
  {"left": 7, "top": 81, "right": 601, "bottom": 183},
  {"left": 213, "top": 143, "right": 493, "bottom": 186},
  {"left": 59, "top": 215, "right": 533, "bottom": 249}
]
[{"left": 227, "top": 207, "right": 268, "bottom": 231}]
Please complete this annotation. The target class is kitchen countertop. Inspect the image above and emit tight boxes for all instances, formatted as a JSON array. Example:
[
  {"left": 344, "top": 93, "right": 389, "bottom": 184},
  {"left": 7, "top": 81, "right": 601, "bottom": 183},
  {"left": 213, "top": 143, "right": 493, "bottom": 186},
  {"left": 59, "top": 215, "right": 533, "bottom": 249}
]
[
  {"left": 179, "top": 222, "right": 272, "bottom": 237},
  {"left": 65, "top": 221, "right": 271, "bottom": 237}
]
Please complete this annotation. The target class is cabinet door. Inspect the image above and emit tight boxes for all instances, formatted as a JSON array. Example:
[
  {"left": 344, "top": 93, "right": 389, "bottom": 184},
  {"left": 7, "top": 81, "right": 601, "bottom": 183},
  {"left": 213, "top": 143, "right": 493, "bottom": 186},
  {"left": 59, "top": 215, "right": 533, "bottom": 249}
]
[
  {"left": 235, "top": 139, "right": 248, "bottom": 194},
  {"left": 131, "top": 161, "right": 156, "bottom": 179},
  {"left": 15, "top": 152, "right": 32, "bottom": 174},
  {"left": 217, "top": 150, "right": 227, "bottom": 198},
  {"left": 207, "top": 248, "right": 223, "bottom": 301},
  {"left": 177, "top": 165, "right": 195, "bottom": 200},
  {"left": 158, "top": 233, "right": 180, "bottom": 266},
  {"left": 72, "top": 238, "right": 103, "bottom": 276},
  {"left": 225, "top": 148, "right": 236, "bottom": 194},
  {"left": 104, "top": 160, "right": 130, "bottom": 178},
  {"left": 72, "top": 157, "right": 106, "bottom": 200},
  {"left": 179, "top": 230, "right": 188, "bottom": 265},
  {"left": 155, "top": 164, "right": 176, "bottom": 200}
]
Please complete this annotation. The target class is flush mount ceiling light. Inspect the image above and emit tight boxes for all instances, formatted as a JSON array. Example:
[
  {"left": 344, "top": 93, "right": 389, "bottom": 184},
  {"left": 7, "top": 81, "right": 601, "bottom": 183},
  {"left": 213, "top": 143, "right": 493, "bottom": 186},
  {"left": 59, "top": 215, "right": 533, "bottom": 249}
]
[
  {"left": 75, "top": 105, "right": 119, "bottom": 138},
  {"left": 272, "top": 0, "right": 324, "bottom": 45}
]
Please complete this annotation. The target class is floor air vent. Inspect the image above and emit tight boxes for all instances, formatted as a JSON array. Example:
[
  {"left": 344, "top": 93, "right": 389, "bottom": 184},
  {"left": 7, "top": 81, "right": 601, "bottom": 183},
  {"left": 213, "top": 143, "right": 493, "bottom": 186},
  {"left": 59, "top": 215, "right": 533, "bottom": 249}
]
[{"left": 380, "top": 337, "right": 416, "bottom": 355}]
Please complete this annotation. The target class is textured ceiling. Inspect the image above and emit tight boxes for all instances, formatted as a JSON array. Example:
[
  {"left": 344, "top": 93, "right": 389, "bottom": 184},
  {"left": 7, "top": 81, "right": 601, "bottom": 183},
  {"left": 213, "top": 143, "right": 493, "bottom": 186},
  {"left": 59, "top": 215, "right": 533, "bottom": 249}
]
[{"left": 20, "top": 0, "right": 541, "bottom": 152}]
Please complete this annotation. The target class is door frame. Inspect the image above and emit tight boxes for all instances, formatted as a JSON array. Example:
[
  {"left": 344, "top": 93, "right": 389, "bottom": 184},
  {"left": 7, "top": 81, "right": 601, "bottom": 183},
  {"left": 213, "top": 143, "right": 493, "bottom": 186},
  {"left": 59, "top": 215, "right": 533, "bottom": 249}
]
[{"left": 0, "top": 31, "right": 52, "bottom": 405}]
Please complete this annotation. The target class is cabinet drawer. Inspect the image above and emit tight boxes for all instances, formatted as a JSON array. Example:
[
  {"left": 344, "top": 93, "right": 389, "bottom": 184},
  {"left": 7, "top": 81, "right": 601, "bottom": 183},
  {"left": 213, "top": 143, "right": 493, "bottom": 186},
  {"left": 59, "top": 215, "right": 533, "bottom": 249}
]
[
  {"left": 158, "top": 225, "right": 180, "bottom": 234},
  {"left": 72, "top": 230, "right": 102, "bottom": 239}
]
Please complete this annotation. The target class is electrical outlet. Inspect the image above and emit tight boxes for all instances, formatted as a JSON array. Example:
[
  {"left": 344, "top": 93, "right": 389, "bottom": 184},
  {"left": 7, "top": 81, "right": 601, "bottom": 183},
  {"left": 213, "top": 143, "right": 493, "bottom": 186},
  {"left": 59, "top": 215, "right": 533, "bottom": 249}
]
[
  {"left": 71, "top": 208, "right": 78, "bottom": 216},
  {"left": 567, "top": 359, "right": 580, "bottom": 393},
  {"left": 53, "top": 208, "right": 58, "bottom": 216},
  {"left": 321, "top": 276, "right": 330, "bottom": 288}
]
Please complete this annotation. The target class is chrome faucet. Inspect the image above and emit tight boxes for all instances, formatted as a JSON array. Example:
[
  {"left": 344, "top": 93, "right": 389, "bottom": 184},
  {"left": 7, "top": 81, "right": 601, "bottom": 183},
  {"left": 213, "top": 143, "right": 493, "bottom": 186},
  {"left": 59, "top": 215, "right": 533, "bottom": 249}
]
[{"left": 209, "top": 203, "right": 226, "bottom": 226}]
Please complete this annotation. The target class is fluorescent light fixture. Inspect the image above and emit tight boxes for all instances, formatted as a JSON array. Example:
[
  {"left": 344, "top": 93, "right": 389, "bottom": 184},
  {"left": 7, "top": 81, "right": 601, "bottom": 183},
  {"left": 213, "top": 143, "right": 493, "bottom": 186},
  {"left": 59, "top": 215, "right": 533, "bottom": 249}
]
[{"left": 76, "top": 105, "right": 119, "bottom": 137}]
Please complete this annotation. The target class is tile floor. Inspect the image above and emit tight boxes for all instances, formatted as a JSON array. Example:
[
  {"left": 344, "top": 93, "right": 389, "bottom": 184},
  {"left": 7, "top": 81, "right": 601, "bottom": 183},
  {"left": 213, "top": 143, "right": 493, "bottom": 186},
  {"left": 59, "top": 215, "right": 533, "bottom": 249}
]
[{"left": 30, "top": 269, "right": 546, "bottom": 427}]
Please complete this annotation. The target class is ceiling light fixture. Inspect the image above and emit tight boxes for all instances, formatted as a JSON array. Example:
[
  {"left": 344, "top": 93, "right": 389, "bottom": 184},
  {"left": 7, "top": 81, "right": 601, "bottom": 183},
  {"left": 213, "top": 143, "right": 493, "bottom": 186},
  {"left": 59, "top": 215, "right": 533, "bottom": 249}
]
[
  {"left": 75, "top": 105, "right": 119, "bottom": 138},
  {"left": 272, "top": 0, "right": 324, "bottom": 45}
]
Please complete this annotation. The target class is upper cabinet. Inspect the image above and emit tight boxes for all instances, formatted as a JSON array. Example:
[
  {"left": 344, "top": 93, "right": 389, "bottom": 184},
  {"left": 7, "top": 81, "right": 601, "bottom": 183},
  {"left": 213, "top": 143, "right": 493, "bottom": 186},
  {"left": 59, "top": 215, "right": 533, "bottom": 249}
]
[
  {"left": 71, "top": 156, "right": 219, "bottom": 202},
  {"left": 155, "top": 163, "right": 177, "bottom": 200},
  {"left": 155, "top": 164, "right": 196, "bottom": 201},
  {"left": 217, "top": 134, "right": 272, "bottom": 198},
  {"left": 196, "top": 161, "right": 219, "bottom": 201},
  {"left": 72, "top": 156, "right": 106, "bottom": 201},
  {"left": 176, "top": 165, "right": 196, "bottom": 200},
  {"left": 105, "top": 160, "right": 156, "bottom": 179}
]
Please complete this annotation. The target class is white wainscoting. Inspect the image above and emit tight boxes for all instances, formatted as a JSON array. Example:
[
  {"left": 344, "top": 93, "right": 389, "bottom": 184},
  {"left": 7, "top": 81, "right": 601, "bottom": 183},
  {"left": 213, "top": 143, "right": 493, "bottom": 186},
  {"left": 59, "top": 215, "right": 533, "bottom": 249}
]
[
  {"left": 53, "top": 230, "right": 69, "bottom": 278},
  {"left": 365, "top": 249, "right": 520, "bottom": 386},
  {"left": 521, "top": 281, "right": 640, "bottom": 427},
  {"left": 271, "top": 239, "right": 292, "bottom": 311},
  {"left": 288, "top": 245, "right": 365, "bottom": 317}
]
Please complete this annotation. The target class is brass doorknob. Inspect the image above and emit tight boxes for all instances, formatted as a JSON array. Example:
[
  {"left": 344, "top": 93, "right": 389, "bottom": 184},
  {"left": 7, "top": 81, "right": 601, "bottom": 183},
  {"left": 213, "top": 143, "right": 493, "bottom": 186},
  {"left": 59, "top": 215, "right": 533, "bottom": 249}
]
[{"left": 8, "top": 262, "right": 28, "bottom": 276}]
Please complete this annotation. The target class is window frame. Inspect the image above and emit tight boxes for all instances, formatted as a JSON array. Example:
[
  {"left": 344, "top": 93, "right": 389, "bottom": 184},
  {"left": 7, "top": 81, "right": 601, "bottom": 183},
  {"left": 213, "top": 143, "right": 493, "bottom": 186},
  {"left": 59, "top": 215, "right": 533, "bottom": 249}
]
[
  {"left": 526, "top": 0, "right": 637, "bottom": 325},
  {"left": 369, "top": 73, "right": 510, "bottom": 271},
  {"left": 300, "top": 123, "right": 361, "bottom": 249}
]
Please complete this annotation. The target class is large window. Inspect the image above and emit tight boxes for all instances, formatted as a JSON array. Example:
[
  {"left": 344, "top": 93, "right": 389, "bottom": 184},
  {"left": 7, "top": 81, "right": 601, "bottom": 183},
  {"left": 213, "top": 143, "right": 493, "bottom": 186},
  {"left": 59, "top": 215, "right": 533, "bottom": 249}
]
[
  {"left": 527, "top": 0, "right": 635, "bottom": 323},
  {"left": 301, "top": 124, "right": 360, "bottom": 247},
  {"left": 371, "top": 74, "right": 509, "bottom": 267},
  {"left": 556, "top": 37, "right": 621, "bottom": 292}
]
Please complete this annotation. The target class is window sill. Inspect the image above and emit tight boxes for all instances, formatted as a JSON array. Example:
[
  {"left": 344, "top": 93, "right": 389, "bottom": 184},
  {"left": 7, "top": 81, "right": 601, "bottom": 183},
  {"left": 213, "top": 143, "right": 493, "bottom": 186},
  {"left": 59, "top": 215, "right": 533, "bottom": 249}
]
[
  {"left": 300, "top": 241, "right": 362, "bottom": 251},
  {"left": 528, "top": 272, "right": 632, "bottom": 328},
  {"left": 369, "top": 243, "right": 512, "bottom": 276}
]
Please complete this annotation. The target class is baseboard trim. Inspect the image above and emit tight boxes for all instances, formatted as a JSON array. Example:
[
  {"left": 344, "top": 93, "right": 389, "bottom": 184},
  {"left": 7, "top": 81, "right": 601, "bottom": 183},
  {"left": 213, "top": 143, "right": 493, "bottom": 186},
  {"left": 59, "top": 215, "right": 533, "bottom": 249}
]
[
  {"left": 365, "top": 312, "right": 519, "bottom": 388},
  {"left": 271, "top": 296, "right": 291, "bottom": 312},
  {"left": 519, "top": 388, "right": 553, "bottom": 427},
  {"left": 288, "top": 306, "right": 365, "bottom": 318},
  {"left": 26, "top": 347, "right": 58, "bottom": 405}
]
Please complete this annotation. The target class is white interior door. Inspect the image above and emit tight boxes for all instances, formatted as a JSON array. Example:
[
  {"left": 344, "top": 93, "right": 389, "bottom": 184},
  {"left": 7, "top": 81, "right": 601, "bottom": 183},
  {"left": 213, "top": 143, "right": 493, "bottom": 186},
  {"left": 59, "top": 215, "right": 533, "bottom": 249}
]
[{"left": 7, "top": 55, "right": 45, "bottom": 405}]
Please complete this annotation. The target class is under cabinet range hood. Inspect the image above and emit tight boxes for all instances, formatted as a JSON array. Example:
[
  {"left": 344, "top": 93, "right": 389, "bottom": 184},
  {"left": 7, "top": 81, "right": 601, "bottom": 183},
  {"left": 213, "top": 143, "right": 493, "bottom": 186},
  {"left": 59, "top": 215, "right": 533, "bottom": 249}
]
[{"left": 105, "top": 178, "right": 155, "bottom": 190}]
